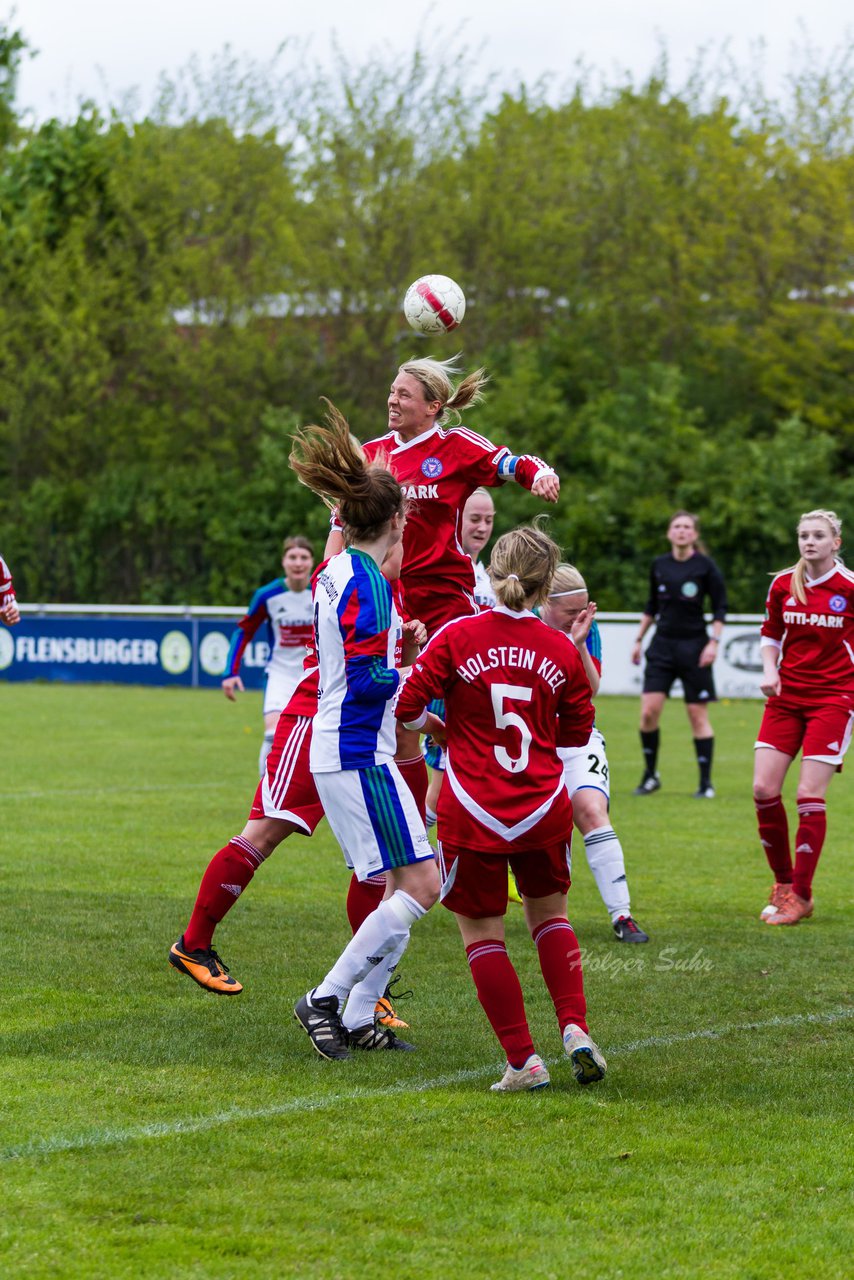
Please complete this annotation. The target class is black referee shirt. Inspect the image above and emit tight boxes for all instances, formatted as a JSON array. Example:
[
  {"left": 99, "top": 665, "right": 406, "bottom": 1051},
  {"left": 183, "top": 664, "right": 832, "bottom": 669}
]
[{"left": 644, "top": 553, "right": 728, "bottom": 639}]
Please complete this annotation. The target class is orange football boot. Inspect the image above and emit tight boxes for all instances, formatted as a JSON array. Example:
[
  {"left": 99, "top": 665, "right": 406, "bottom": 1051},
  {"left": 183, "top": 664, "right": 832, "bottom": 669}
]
[
  {"left": 759, "top": 881, "right": 792, "bottom": 921},
  {"left": 169, "top": 936, "right": 243, "bottom": 993},
  {"left": 765, "top": 888, "right": 814, "bottom": 926}
]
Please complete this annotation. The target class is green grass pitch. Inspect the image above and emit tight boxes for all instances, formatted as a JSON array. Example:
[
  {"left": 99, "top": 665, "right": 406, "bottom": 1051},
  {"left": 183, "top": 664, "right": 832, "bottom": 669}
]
[{"left": 0, "top": 684, "right": 850, "bottom": 1278}]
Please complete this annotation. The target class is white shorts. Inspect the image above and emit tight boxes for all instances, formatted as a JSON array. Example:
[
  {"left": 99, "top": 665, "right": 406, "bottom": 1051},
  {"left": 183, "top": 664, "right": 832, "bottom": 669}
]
[
  {"left": 263, "top": 667, "right": 301, "bottom": 717},
  {"left": 314, "top": 763, "right": 435, "bottom": 881},
  {"left": 558, "top": 727, "right": 610, "bottom": 802}
]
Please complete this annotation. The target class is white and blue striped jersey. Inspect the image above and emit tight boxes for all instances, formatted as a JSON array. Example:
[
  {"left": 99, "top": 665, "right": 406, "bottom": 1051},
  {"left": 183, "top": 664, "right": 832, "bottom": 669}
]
[{"left": 309, "top": 548, "right": 402, "bottom": 773}]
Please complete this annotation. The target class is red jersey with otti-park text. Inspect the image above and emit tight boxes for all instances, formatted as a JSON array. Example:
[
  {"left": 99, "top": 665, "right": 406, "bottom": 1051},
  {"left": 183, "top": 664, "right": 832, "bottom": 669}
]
[
  {"left": 761, "top": 562, "right": 854, "bottom": 701},
  {"left": 396, "top": 606, "right": 594, "bottom": 852}
]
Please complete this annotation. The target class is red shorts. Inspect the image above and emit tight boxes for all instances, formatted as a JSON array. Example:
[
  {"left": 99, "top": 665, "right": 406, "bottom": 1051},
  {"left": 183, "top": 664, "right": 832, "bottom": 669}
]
[
  {"left": 755, "top": 695, "right": 854, "bottom": 766},
  {"left": 399, "top": 577, "right": 478, "bottom": 639},
  {"left": 248, "top": 713, "right": 324, "bottom": 834},
  {"left": 438, "top": 841, "right": 572, "bottom": 919}
]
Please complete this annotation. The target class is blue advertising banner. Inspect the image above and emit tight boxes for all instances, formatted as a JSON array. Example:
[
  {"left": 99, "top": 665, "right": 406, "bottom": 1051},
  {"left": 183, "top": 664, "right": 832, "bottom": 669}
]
[
  {"left": 2, "top": 611, "right": 768, "bottom": 696},
  {"left": 195, "top": 620, "right": 269, "bottom": 690},
  {"left": 0, "top": 617, "right": 271, "bottom": 689}
]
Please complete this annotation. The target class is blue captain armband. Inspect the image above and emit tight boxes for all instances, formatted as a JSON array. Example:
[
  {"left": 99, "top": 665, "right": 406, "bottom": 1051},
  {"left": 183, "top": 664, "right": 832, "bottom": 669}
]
[{"left": 497, "top": 455, "right": 519, "bottom": 478}]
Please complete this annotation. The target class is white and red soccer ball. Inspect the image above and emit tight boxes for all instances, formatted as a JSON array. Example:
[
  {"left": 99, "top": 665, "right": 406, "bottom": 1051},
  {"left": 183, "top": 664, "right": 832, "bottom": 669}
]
[{"left": 403, "top": 274, "right": 466, "bottom": 335}]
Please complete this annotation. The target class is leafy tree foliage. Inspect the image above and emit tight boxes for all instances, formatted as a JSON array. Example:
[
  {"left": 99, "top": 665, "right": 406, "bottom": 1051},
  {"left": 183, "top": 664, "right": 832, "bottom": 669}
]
[{"left": 0, "top": 24, "right": 851, "bottom": 609}]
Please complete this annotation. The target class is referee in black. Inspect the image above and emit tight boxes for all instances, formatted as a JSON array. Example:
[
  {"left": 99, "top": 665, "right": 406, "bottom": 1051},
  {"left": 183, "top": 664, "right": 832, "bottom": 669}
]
[{"left": 630, "top": 510, "right": 728, "bottom": 798}]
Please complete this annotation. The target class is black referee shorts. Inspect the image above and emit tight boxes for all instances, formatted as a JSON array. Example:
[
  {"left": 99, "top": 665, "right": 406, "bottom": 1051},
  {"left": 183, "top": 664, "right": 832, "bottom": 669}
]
[{"left": 643, "top": 634, "right": 717, "bottom": 704}]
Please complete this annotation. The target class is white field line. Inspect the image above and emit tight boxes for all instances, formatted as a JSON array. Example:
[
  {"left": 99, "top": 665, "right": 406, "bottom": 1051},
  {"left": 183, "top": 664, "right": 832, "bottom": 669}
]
[{"left": 2, "top": 1007, "right": 850, "bottom": 1164}]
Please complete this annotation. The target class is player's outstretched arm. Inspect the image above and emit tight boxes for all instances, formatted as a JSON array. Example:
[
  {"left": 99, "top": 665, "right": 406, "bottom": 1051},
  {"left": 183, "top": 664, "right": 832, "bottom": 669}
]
[
  {"left": 530, "top": 472, "right": 560, "bottom": 503},
  {"left": 496, "top": 452, "right": 559, "bottom": 502}
]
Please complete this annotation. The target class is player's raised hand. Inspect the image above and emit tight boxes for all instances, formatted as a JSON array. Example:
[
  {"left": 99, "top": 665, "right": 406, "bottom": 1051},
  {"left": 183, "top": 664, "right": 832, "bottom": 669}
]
[
  {"left": 531, "top": 472, "right": 560, "bottom": 503},
  {"left": 222, "top": 676, "right": 245, "bottom": 701},
  {"left": 570, "top": 601, "right": 597, "bottom": 647},
  {"left": 402, "top": 618, "right": 428, "bottom": 649}
]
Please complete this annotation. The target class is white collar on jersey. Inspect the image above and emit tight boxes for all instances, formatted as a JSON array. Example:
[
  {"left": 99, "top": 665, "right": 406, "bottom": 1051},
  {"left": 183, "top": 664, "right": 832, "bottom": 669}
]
[
  {"left": 805, "top": 559, "right": 844, "bottom": 588},
  {"left": 492, "top": 604, "right": 538, "bottom": 620},
  {"left": 388, "top": 424, "right": 441, "bottom": 453}
]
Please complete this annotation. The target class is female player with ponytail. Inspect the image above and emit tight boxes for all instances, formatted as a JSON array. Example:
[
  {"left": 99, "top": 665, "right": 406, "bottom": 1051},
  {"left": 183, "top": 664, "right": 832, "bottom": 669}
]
[
  {"left": 290, "top": 404, "right": 439, "bottom": 1059},
  {"left": 366, "top": 356, "right": 559, "bottom": 635},
  {"left": 754, "top": 509, "right": 854, "bottom": 926},
  {"left": 327, "top": 356, "right": 563, "bottom": 817},
  {"left": 397, "top": 525, "right": 607, "bottom": 1093}
]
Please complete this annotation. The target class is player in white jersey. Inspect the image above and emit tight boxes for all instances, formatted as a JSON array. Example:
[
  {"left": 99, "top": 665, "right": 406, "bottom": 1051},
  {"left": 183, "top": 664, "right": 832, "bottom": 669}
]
[
  {"left": 289, "top": 404, "right": 439, "bottom": 1060},
  {"left": 542, "top": 564, "right": 649, "bottom": 943},
  {"left": 222, "top": 535, "right": 314, "bottom": 775},
  {"left": 464, "top": 488, "right": 498, "bottom": 610}
]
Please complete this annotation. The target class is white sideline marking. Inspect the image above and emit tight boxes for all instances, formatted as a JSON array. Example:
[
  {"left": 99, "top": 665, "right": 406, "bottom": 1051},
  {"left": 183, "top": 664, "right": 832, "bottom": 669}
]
[{"left": 2, "top": 1007, "right": 850, "bottom": 1164}]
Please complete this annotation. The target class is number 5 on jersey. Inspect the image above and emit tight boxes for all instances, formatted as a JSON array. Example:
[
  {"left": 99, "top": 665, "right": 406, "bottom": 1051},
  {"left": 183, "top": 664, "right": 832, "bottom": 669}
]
[{"left": 491, "top": 683, "right": 533, "bottom": 774}]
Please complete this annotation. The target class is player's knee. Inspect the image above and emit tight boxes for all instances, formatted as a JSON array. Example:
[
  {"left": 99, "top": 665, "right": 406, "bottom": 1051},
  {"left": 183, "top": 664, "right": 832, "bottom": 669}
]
[
  {"left": 795, "top": 786, "right": 826, "bottom": 806},
  {"left": 410, "top": 861, "right": 440, "bottom": 910},
  {"left": 573, "top": 793, "right": 606, "bottom": 831}
]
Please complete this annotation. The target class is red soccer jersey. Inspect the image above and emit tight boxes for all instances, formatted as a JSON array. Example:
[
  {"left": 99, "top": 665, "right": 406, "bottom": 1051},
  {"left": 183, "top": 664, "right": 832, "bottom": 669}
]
[
  {"left": 362, "top": 425, "right": 508, "bottom": 591},
  {"left": 0, "top": 554, "right": 14, "bottom": 606},
  {"left": 396, "top": 606, "right": 594, "bottom": 852},
  {"left": 362, "top": 425, "right": 552, "bottom": 590},
  {"left": 761, "top": 563, "right": 854, "bottom": 701}
]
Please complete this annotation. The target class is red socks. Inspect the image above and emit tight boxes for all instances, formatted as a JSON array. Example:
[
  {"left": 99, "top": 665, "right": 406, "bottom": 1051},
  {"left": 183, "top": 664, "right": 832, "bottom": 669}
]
[
  {"left": 465, "top": 922, "right": 589, "bottom": 1063},
  {"left": 754, "top": 795, "right": 792, "bottom": 882},
  {"left": 532, "top": 917, "right": 588, "bottom": 1035},
  {"left": 466, "top": 939, "right": 535, "bottom": 1069},
  {"left": 183, "top": 836, "right": 266, "bottom": 952},
  {"left": 792, "top": 797, "right": 826, "bottom": 901},
  {"left": 395, "top": 755, "right": 429, "bottom": 822},
  {"left": 345, "top": 872, "right": 387, "bottom": 932}
]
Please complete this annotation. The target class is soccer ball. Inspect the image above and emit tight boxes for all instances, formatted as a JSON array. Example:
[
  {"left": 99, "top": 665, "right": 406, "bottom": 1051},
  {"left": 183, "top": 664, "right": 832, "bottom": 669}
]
[{"left": 403, "top": 274, "right": 466, "bottom": 335}]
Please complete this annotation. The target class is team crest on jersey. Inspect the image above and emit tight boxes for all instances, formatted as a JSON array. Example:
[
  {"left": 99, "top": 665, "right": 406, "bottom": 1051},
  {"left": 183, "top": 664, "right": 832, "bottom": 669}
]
[
  {"left": 829, "top": 594, "right": 847, "bottom": 613},
  {"left": 421, "top": 456, "right": 443, "bottom": 479},
  {"left": 681, "top": 581, "right": 699, "bottom": 598}
]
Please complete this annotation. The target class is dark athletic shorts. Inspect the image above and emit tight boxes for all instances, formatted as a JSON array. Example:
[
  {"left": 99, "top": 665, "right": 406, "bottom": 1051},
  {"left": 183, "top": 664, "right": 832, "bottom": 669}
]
[
  {"left": 643, "top": 634, "right": 716, "bottom": 704},
  {"left": 438, "top": 842, "right": 572, "bottom": 919}
]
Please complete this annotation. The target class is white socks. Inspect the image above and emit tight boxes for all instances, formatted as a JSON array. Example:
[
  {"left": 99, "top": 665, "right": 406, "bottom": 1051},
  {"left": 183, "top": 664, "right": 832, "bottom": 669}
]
[
  {"left": 342, "top": 938, "right": 408, "bottom": 1031},
  {"left": 315, "top": 890, "right": 426, "bottom": 1006},
  {"left": 583, "top": 825, "right": 631, "bottom": 921}
]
